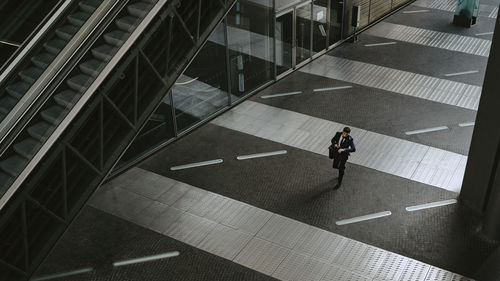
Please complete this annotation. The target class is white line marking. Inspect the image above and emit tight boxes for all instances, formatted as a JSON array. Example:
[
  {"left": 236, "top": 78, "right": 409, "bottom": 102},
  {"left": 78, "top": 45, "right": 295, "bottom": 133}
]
[
  {"left": 458, "top": 122, "right": 475, "bottom": 127},
  {"left": 313, "top": 86, "right": 353, "bottom": 92},
  {"left": 171, "top": 159, "right": 223, "bottom": 171},
  {"left": 405, "top": 126, "right": 448, "bottom": 135},
  {"left": 113, "top": 252, "right": 180, "bottom": 267},
  {"left": 336, "top": 211, "right": 392, "bottom": 225},
  {"left": 406, "top": 199, "right": 457, "bottom": 212},
  {"left": 364, "top": 42, "right": 397, "bottom": 47},
  {"left": 402, "top": 9, "right": 430, "bottom": 13},
  {"left": 30, "top": 268, "right": 93, "bottom": 281},
  {"left": 261, "top": 91, "right": 302, "bottom": 99},
  {"left": 237, "top": 150, "right": 287, "bottom": 160},
  {"left": 444, "top": 70, "right": 479, "bottom": 77},
  {"left": 475, "top": 32, "right": 494, "bottom": 36}
]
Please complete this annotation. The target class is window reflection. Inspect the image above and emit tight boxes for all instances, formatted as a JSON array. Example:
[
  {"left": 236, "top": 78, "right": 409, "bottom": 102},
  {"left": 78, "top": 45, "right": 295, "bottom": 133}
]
[{"left": 227, "top": 0, "right": 274, "bottom": 102}]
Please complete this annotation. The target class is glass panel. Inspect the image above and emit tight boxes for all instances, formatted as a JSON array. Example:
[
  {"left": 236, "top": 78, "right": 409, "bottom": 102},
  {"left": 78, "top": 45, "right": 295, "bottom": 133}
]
[
  {"left": 329, "top": 0, "right": 344, "bottom": 45},
  {"left": 227, "top": 0, "right": 274, "bottom": 102},
  {"left": 312, "top": 0, "right": 328, "bottom": 54},
  {"left": 120, "top": 94, "right": 175, "bottom": 164},
  {"left": 0, "top": 0, "right": 61, "bottom": 68},
  {"left": 173, "top": 23, "right": 229, "bottom": 132},
  {"left": 296, "top": 3, "right": 312, "bottom": 65},
  {"left": 276, "top": 11, "right": 293, "bottom": 76}
]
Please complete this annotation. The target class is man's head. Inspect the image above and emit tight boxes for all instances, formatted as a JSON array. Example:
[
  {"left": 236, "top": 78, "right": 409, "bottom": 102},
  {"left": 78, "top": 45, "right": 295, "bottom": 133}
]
[{"left": 342, "top": 127, "right": 351, "bottom": 137}]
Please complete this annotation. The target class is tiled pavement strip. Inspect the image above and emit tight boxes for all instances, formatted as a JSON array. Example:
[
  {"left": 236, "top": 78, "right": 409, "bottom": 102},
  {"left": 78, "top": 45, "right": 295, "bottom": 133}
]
[
  {"left": 299, "top": 56, "right": 482, "bottom": 111},
  {"left": 211, "top": 100, "right": 467, "bottom": 193},
  {"left": 88, "top": 167, "right": 473, "bottom": 281},
  {"left": 365, "top": 22, "right": 491, "bottom": 57},
  {"left": 412, "top": 0, "right": 498, "bottom": 18}
]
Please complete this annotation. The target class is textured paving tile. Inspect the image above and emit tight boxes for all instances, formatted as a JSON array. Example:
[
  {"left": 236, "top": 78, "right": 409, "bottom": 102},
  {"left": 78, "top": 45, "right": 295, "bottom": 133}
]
[
  {"left": 366, "top": 22, "right": 491, "bottom": 56},
  {"left": 234, "top": 237, "right": 290, "bottom": 275},
  {"left": 300, "top": 56, "right": 482, "bottom": 110},
  {"left": 211, "top": 100, "right": 466, "bottom": 192},
  {"left": 90, "top": 169, "right": 474, "bottom": 280}
]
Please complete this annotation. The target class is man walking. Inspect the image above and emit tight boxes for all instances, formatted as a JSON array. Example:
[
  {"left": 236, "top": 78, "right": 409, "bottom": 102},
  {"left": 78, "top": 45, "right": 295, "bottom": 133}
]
[{"left": 331, "top": 127, "right": 356, "bottom": 189}]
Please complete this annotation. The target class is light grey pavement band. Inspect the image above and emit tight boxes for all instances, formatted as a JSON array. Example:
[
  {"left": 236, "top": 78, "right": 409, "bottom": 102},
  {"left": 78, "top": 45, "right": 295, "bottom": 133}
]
[
  {"left": 335, "top": 211, "right": 392, "bottom": 225},
  {"left": 364, "top": 42, "right": 397, "bottom": 47},
  {"left": 406, "top": 199, "right": 458, "bottom": 212},
  {"left": 171, "top": 159, "right": 223, "bottom": 171},
  {"left": 300, "top": 55, "right": 482, "bottom": 111},
  {"left": 88, "top": 168, "right": 473, "bottom": 281},
  {"left": 313, "top": 86, "right": 353, "bottom": 92},
  {"left": 261, "top": 91, "right": 302, "bottom": 99},
  {"left": 113, "top": 252, "right": 180, "bottom": 267},
  {"left": 31, "top": 268, "right": 93, "bottom": 281},
  {"left": 458, "top": 122, "right": 475, "bottom": 127},
  {"left": 444, "top": 70, "right": 479, "bottom": 77},
  {"left": 405, "top": 126, "right": 449, "bottom": 135},
  {"left": 237, "top": 150, "right": 287, "bottom": 160},
  {"left": 365, "top": 22, "right": 491, "bottom": 57},
  {"left": 211, "top": 101, "right": 467, "bottom": 193}
]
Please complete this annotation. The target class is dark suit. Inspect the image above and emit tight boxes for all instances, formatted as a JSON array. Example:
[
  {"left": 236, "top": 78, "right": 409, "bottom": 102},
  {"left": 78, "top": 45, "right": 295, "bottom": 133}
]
[{"left": 331, "top": 132, "right": 356, "bottom": 184}]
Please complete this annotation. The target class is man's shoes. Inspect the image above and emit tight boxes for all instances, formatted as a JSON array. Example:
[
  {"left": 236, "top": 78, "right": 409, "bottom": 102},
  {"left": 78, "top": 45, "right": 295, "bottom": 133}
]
[{"left": 333, "top": 183, "right": 340, "bottom": 190}]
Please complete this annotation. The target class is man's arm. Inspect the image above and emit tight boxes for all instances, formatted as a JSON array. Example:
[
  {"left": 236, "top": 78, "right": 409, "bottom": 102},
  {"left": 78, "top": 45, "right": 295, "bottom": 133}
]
[
  {"left": 331, "top": 132, "right": 341, "bottom": 146},
  {"left": 344, "top": 137, "right": 356, "bottom": 153}
]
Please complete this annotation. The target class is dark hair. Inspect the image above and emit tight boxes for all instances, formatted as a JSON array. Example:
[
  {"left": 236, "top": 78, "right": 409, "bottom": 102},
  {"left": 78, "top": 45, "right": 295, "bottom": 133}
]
[{"left": 343, "top": 127, "right": 351, "bottom": 133}]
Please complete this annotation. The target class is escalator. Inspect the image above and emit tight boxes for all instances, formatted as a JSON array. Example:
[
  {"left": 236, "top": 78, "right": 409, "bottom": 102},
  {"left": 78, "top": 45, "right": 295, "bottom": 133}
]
[{"left": 0, "top": 0, "right": 235, "bottom": 280}]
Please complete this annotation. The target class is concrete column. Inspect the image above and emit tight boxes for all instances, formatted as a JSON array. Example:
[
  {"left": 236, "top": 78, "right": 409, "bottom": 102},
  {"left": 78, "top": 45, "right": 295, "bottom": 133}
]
[{"left": 459, "top": 16, "right": 500, "bottom": 240}]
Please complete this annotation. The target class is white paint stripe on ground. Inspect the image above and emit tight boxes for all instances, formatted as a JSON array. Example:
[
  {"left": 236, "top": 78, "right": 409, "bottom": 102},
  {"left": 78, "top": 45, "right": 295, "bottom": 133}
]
[
  {"left": 444, "top": 70, "right": 479, "bottom": 77},
  {"left": 113, "top": 252, "right": 180, "bottom": 267},
  {"left": 313, "top": 86, "right": 353, "bottom": 92},
  {"left": 364, "top": 42, "right": 397, "bottom": 47},
  {"left": 237, "top": 150, "right": 287, "bottom": 160},
  {"left": 171, "top": 159, "right": 223, "bottom": 171},
  {"left": 406, "top": 199, "right": 457, "bottom": 211},
  {"left": 31, "top": 268, "right": 93, "bottom": 281},
  {"left": 402, "top": 9, "right": 430, "bottom": 13},
  {"left": 336, "top": 211, "right": 392, "bottom": 225},
  {"left": 261, "top": 91, "right": 302, "bottom": 99},
  {"left": 476, "top": 31, "right": 494, "bottom": 36},
  {"left": 458, "top": 122, "right": 475, "bottom": 127},
  {"left": 405, "top": 126, "right": 449, "bottom": 135}
]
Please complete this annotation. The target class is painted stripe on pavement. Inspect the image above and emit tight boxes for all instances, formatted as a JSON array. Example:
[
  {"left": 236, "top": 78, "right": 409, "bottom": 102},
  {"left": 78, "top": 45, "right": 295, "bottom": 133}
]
[
  {"left": 364, "top": 42, "right": 397, "bottom": 47},
  {"left": 237, "top": 150, "right": 287, "bottom": 160},
  {"left": 171, "top": 159, "right": 223, "bottom": 171},
  {"left": 405, "top": 126, "right": 448, "bottom": 135},
  {"left": 406, "top": 199, "right": 457, "bottom": 211},
  {"left": 313, "top": 86, "right": 353, "bottom": 92},
  {"left": 336, "top": 211, "right": 392, "bottom": 225},
  {"left": 444, "top": 70, "right": 479, "bottom": 77},
  {"left": 261, "top": 91, "right": 302, "bottom": 99},
  {"left": 458, "top": 122, "right": 475, "bottom": 127},
  {"left": 402, "top": 9, "right": 430, "bottom": 13},
  {"left": 113, "top": 252, "right": 180, "bottom": 267},
  {"left": 31, "top": 268, "right": 93, "bottom": 281},
  {"left": 476, "top": 31, "right": 494, "bottom": 36}
]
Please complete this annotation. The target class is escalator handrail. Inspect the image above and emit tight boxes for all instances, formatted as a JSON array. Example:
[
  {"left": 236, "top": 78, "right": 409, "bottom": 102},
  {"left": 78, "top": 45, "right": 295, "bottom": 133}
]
[
  {"left": 0, "top": 0, "right": 73, "bottom": 85},
  {"left": 0, "top": 0, "right": 123, "bottom": 156},
  {"left": 0, "top": 0, "right": 169, "bottom": 212}
]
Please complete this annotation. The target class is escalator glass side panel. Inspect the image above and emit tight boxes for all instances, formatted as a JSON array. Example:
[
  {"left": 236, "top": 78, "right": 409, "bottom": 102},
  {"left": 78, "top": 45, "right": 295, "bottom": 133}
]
[
  {"left": 0, "top": 1, "right": 236, "bottom": 279},
  {"left": 0, "top": 0, "right": 63, "bottom": 70}
]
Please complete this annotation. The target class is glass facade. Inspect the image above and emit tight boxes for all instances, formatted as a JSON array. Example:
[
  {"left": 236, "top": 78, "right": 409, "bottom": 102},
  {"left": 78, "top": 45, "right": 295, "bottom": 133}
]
[{"left": 119, "top": 0, "right": 410, "bottom": 169}]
